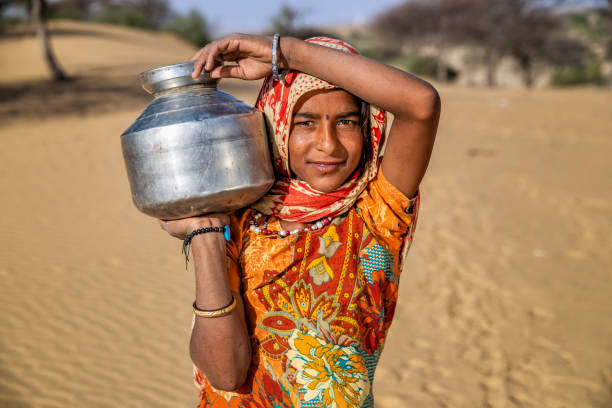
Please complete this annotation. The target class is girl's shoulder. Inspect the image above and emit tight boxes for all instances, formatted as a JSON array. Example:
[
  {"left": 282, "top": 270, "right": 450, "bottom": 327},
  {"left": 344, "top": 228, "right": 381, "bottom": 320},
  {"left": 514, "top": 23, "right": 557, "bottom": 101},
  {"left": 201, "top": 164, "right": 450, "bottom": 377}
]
[
  {"left": 225, "top": 207, "right": 257, "bottom": 259},
  {"left": 356, "top": 168, "right": 420, "bottom": 253},
  {"left": 228, "top": 207, "right": 257, "bottom": 232}
]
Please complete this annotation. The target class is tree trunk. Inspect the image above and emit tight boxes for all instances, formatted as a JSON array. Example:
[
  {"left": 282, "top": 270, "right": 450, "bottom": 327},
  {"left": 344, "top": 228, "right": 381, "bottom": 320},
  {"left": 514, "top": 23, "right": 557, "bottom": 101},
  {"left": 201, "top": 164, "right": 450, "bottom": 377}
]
[
  {"left": 520, "top": 57, "right": 533, "bottom": 88},
  {"left": 485, "top": 48, "right": 498, "bottom": 87},
  {"left": 32, "top": 0, "right": 68, "bottom": 81},
  {"left": 437, "top": 44, "right": 448, "bottom": 83}
]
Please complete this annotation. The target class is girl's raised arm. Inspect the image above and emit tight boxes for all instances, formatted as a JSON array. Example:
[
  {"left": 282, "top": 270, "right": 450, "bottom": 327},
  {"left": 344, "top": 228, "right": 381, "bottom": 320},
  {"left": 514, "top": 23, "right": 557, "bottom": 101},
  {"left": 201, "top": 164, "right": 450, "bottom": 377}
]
[{"left": 192, "top": 34, "right": 440, "bottom": 197}]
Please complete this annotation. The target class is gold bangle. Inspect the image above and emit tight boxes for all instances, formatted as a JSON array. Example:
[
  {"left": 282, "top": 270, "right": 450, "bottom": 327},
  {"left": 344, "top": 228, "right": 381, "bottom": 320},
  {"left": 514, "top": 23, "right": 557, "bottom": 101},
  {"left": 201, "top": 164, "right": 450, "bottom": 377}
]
[{"left": 192, "top": 294, "right": 236, "bottom": 318}]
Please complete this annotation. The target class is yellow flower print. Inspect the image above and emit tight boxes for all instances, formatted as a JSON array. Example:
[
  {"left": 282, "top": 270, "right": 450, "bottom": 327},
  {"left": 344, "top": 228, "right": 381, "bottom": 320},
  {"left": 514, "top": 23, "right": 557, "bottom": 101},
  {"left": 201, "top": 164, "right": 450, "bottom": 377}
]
[
  {"left": 286, "top": 321, "right": 369, "bottom": 407},
  {"left": 307, "top": 226, "right": 343, "bottom": 286},
  {"left": 318, "top": 226, "right": 343, "bottom": 258},
  {"left": 307, "top": 257, "right": 334, "bottom": 285}
]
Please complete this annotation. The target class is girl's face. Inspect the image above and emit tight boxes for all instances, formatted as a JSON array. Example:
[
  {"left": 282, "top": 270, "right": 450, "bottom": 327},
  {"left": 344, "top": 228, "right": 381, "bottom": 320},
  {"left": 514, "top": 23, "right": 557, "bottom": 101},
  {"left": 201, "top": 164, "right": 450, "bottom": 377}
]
[{"left": 288, "top": 89, "right": 364, "bottom": 193}]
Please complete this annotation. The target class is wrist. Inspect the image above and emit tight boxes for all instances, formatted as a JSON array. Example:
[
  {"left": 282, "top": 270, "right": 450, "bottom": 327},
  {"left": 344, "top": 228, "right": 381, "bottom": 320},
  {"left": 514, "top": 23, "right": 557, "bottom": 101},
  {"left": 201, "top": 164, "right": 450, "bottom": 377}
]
[
  {"left": 278, "top": 36, "right": 300, "bottom": 71},
  {"left": 190, "top": 230, "right": 227, "bottom": 248},
  {"left": 189, "top": 219, "right": 225, "bottom": 231},
  {"left": 181, "top": 217, "right": 230, "bottom": 269}
]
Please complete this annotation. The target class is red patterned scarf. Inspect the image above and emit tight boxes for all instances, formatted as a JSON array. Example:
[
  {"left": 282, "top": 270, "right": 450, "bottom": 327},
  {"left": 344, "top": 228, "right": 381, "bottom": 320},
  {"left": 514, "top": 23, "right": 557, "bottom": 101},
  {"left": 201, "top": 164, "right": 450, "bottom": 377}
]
[{"left": 251, "top": 37, "right": 387, "bottom": 222}]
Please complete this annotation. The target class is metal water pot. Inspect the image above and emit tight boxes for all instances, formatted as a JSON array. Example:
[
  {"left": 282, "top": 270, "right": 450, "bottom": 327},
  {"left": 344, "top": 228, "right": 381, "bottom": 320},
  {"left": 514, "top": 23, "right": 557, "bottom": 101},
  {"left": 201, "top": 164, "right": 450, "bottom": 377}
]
[{"left": 121, "top": 62, "right": 274, "bottom": 220}]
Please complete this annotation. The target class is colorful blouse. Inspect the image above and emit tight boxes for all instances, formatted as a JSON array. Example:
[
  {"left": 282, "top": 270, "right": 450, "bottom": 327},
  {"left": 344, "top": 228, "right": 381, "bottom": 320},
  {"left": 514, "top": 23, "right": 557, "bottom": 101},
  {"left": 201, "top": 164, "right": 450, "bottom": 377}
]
[{"left": 194, "top": 169, "right": 420, "bottom": 408}]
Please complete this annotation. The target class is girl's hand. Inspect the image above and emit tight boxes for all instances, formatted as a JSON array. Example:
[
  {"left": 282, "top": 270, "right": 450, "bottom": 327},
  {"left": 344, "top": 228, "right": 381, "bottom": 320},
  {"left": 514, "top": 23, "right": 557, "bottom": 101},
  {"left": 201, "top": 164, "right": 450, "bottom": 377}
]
[
  {"left": 190, "top": 34, "right": 277, "bottom": 81},
  {"left": 158, "top": 213, "right": 230, "bottom": 241}
]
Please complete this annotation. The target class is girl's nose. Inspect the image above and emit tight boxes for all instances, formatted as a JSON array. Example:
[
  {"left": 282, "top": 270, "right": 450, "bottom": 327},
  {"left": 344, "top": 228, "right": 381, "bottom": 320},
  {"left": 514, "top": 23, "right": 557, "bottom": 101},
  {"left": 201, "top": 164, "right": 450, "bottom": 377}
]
[{"left": 315, "top": 120, "right": 339, "bottom": 154}]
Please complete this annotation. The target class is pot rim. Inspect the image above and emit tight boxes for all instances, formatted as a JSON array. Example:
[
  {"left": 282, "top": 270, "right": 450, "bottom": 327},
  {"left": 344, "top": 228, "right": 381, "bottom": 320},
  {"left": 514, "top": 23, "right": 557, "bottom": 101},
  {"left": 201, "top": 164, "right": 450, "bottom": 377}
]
[{"left": 140, "top": 61, "right": 219, "bottom": 95}]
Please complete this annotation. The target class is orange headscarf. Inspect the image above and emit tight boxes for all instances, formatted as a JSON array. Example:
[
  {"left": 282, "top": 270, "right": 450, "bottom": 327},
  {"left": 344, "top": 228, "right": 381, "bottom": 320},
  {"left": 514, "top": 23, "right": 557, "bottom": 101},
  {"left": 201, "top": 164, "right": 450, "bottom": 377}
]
[{"left": 251, "top": 37, "right": 387, "bottom": 223}]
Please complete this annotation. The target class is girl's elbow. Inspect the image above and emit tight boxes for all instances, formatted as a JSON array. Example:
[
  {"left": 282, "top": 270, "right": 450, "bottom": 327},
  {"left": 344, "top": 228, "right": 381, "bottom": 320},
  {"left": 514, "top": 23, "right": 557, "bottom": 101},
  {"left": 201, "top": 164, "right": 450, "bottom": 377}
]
[
  {"left": 220, "top": 353, "right": 251, "bottom": 390},
  {"left": 412, "top": 86, "right": 441, "bottom": 122},
  {"left": 208, "top": 370, "right": 249, "bottom": 391},
  {"left": 194, "top": 361, "right": 250, "bottom": 391},
  {"left": 191, "top": 345, "right": 251, "bottom": 391}
]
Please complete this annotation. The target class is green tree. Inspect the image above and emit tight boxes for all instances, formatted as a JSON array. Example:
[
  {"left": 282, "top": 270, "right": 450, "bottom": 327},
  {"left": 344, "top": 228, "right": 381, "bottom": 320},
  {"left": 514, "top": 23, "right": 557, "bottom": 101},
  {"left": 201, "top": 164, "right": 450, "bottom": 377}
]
[
  {"left": 47, "top": 0, "right": 170, "bottom": 29},
  {"left": 270, "top": 4, "right": 298, "bottom": 35},
  {"left": 93, "top": 4, "right": 149, "bottom": 28},
  {"left": 164, "top": 9, "right": 210, "bottom": 47},
  {"left": 373, "top": 0, "right": 589, "bottom": 87},
  {"left": 267, "top": 4, "right": 336, "bottom": 40},
  {"left": 598, "top": 0, "right": 612, "bottom": 58},
  {"left": 47, "top": 0, "right": 90, "bottom": 20}
]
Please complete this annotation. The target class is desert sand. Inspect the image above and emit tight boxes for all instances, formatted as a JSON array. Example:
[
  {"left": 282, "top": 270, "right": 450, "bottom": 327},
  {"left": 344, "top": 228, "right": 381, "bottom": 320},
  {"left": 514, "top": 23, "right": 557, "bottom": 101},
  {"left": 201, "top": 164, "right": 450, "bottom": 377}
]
[{"left": 1, "top": 21, "right": 611, "bottom": 408}]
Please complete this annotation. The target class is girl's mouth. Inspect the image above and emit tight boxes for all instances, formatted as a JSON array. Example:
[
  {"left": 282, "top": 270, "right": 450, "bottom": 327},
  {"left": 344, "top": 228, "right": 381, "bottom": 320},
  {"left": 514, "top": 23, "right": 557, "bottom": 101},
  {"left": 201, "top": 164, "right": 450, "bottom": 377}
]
[{"left": 309, "top": 161, "right": 345, "bottom": 173}]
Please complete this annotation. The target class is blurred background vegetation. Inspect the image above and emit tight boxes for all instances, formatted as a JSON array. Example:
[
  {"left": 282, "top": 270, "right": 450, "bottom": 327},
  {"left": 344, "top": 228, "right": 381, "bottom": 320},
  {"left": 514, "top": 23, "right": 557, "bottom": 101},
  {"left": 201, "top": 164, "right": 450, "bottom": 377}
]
[{"left": 1, "top": 0, "right": 610, "bottom": 87}]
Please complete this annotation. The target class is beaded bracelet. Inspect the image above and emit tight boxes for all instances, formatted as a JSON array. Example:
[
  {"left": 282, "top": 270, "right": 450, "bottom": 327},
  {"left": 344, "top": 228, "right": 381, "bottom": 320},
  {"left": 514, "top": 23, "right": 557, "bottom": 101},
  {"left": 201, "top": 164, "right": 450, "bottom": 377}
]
[
  {"left": 181, "top": 225, "right": 231, "bottom": 269},
  {"left": 193, "top": 294, "right": 236, "bottom": 318}
]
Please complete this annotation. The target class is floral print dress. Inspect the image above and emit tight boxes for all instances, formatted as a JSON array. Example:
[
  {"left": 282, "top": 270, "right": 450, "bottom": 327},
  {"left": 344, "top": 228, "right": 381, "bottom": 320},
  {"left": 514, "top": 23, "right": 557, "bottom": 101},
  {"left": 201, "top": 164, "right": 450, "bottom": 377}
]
[{"left": 194, "top": 170, "right": 419, "bottom": 408}]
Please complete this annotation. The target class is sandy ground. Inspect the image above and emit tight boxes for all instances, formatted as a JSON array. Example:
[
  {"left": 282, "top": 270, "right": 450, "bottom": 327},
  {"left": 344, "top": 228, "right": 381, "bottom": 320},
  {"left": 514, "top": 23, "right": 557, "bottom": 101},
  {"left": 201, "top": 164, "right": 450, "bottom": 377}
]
[{"left": 1, "top": 21, "right": 611, "bottom": 408}]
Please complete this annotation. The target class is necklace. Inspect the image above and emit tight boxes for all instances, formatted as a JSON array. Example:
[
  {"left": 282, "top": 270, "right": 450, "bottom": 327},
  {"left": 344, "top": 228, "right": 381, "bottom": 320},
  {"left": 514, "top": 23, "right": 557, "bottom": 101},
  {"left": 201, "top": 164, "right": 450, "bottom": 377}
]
[{"left": 249, "top": 213, "right": 333, "bottom": 237}]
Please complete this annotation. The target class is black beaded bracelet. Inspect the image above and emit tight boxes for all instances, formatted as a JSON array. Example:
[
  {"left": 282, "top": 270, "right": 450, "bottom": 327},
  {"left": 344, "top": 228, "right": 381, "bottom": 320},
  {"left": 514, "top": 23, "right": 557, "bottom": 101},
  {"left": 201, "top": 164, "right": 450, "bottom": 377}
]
[{"left": 181, "top": 225, "right": 231, "bottom": 269}]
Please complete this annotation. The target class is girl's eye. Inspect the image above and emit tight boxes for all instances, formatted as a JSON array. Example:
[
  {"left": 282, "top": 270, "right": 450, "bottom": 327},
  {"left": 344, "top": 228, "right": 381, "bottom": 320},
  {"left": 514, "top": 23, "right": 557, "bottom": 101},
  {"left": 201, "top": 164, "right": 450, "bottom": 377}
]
[
  {"left": 338, "top": 119, "right": 358, "bottom": 127},
  {"left": 295, "top": 120, "right": 314, "bottom": 127}
]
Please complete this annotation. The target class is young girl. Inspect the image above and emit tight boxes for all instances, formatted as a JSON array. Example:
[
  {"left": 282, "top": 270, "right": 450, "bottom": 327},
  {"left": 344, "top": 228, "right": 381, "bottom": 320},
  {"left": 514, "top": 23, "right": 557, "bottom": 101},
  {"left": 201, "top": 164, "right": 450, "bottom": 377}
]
[{"left": 160, "top": 34, "right": 440, "bottom": 407}]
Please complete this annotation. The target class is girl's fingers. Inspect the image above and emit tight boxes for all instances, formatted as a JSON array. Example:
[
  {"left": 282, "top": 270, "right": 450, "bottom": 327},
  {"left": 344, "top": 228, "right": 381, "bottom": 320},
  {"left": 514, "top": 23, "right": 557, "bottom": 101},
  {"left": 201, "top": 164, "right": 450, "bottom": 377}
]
[
  {"left": 210, "top": 64, "right": 244, "bottom": 79},
  {"left": 192, "top": 53, "right": 207, "bottom": 78},
  {"left": 192, "top": 61, "right": 203, "bottom": 78},
  {"left": 190, "top": 35, "right": 259, "bottom": 79},
  {"left": 191, "top": 43, "right": 214, "bottom": 78},
  {"left": 205, "top": 43, "right": 221, "bottom": 71}
]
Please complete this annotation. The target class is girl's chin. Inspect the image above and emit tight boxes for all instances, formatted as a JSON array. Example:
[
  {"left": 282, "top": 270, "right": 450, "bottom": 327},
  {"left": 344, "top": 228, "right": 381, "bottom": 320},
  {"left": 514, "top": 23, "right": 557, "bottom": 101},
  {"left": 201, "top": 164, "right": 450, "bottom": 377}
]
[
  {"left": 302, "top": 175, "right": 346, "bottom": 193},
  {"left": 293, "top": 164, "right": 358, "bottom": 192}
]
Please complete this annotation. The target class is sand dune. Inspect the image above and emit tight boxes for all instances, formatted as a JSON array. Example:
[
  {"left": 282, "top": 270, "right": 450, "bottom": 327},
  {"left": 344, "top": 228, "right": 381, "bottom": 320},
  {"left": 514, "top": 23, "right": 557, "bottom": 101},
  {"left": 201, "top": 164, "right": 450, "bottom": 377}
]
[{"left": 1, "top": 21, "right": 611, "bottom": 407}]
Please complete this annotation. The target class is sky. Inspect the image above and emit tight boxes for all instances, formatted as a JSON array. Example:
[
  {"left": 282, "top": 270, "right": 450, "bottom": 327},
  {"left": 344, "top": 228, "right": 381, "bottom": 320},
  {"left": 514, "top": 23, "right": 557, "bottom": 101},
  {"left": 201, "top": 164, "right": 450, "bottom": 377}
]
[{"left": 169, "top": 0, "right": 406, "bottom": 36}]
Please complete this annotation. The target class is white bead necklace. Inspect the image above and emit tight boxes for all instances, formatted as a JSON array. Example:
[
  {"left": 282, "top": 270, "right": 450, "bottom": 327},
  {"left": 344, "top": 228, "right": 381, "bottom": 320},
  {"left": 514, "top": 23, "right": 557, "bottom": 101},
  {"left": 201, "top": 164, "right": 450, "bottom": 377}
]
[{"left": 249, "top": 213, "right": 333, "bottom": 237}]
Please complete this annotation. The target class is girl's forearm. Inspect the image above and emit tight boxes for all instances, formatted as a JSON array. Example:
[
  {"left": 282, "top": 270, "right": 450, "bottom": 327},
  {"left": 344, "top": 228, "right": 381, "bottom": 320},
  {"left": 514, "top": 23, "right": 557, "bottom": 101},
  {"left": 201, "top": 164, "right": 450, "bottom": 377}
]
[
  {"left": 189, "top": 235, "right": 251, "bottom": 391},
  {"left": 279, "top": 37, "right": 439, "bottom": 121}
]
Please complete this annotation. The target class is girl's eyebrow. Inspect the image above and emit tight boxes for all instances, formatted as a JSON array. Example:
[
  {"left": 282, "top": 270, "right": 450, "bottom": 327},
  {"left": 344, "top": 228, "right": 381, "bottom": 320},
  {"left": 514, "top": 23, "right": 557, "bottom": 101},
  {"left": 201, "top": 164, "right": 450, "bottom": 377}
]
[
  {"left": 337, "top": 111, "right": 360, "bottom": 118},
  {"left": 293, "top": 111, "right": 360, "bottom": 119},
  {"left": 293, "top": 112, "right": 318, "bottom": 119}
]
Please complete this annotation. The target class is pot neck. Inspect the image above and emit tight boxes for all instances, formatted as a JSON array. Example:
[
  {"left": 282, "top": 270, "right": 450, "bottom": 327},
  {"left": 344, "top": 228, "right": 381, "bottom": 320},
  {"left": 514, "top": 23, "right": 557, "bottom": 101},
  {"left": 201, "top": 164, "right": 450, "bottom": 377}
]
[{"left": 153, "top": 83, "right": 218, "bottom": 98}]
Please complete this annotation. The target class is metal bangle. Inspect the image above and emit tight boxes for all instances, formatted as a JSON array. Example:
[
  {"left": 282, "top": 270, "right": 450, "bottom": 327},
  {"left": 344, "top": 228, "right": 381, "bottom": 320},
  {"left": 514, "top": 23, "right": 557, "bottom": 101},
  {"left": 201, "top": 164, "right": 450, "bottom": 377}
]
[
  {"left": 272, "top": 33, "right": 281, "bottom": 81},
  {"left": 193, "top": 294, "right": 237, "bottom": 318}
]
